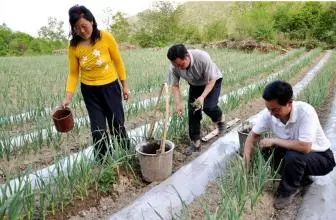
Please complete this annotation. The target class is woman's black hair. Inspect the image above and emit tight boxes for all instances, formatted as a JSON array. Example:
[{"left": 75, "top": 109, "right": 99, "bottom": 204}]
[
  {"left": 167, "top": 44, "right": 188, "bottom": 61},
  {"left": 68, "top": 5, "right": 101, "bottom": 47},
  {"left": 262, "top": 80, "right": 293, "bottom": 106}
]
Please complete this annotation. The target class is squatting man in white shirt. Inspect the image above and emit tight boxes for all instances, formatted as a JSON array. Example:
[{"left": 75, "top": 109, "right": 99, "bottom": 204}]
[{"left": 243, "top": 80, "right": 335, "bottom": 209}]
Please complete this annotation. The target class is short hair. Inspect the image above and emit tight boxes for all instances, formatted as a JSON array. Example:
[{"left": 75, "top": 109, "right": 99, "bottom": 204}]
[
  {"left": 262, "top": 80, "right": 293, "bottom": 106},
  {"left": 167, "top": 44, "right": 188, "bottom": 61},
  {"left": 68, "top": 5, "right": 101, "bottom": 47}
]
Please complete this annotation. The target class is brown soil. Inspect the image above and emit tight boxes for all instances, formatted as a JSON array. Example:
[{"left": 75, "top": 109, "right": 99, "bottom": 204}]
[{"left": 46, "top": 169, "right": 149, "bottom": 220}]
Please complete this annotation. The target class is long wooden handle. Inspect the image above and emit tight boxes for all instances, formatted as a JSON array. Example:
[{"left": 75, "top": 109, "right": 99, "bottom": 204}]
[
  {"left": 160, "top": 83, "right": 170, "bottom": 154},
  {"left": 147, "top": 84, "right": 165, "bottom": 139}
]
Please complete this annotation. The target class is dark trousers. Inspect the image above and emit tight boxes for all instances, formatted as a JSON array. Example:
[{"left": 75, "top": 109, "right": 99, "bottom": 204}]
[
  {"left": 263, "top": 147, "right": 335, "bottom": 196},
  {"left": 81, "top": 81, "right": 129, "bottom": 160},
  {"left": 188, "top": 78, "right": 223, "bottom": 141}
]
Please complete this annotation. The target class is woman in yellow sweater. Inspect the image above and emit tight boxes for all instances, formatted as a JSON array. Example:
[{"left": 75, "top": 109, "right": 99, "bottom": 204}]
[{"left": 62, "top": 5, "right": 130, "bottom": 161}]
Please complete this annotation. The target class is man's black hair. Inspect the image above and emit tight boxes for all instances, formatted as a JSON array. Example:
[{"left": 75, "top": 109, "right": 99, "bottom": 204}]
[
  {"left": 262, "top": 80, "right": 293, "bottom": 106},
  {"left": 167, "top": 44, "right": 188, "bottom": 61}
]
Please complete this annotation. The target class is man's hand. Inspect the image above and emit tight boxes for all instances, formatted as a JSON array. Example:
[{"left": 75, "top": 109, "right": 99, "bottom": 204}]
[
  {"left": 195, "top": 96, "right": 205, "bottom": 110},
  {"left": 260, "top": 138, "right": 312, "bottom": 154},
  {"left": 259, "top": 138, "right": 275, "bottom": 149},
  {"left": 243, "top": 151, "right": 251, "bottom": 170},
  {"left": 243, "top": 131, "right": 261, "bottom": 170},
  {"left": 171, "top": 85, "right": 183, "bottom": 117}
]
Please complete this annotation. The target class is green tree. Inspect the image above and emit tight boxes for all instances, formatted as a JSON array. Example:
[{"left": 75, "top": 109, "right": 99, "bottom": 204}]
[
  {"left": 27, "top": 39, "right": 43, "bottom": 54},
  {"left": 179, "top": 25, "right": 202, "bottom": 44},
  {"left": 274, "top": 2, "right": 323, "bottom": 40},
  {"left": 109, "top": 12, "right": 131, "bottom": 42},
  {"left": 38, "top": 17, "right": 67, "bottom": 42},
  {"left": 0, "top": 24, "right": 12, "bottom": 55},
  {"left": 315, "top": 3, "right": 336, "bottom": 44},
  {"left": 133, "top": 1, "right": 180, "bottom": 47},
  {"left": 204, "top": 20, "right": 228, "bottom": 42},
  {"left": 238, "top": 2, "right": 276, "bottom": 41},
  {"left": 8, "top": 32, "right": 33, "bottom": 56}
]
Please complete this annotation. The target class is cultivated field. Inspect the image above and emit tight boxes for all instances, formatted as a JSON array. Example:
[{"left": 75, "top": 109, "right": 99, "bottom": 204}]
[{"left": 1, "top": 47, "right": 335, "bottom": 219}]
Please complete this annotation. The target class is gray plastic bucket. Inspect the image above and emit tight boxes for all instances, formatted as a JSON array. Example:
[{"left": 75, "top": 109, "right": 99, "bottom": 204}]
[
  {"left": 136, "top": 140, "right": 174, "bottom": 182},
  {"left": 237, "top": 124, "right": 252, "bottom": 154}
]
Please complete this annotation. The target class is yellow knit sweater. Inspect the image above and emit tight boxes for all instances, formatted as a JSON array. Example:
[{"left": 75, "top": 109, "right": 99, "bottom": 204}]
[{"left": 66, "top": 31, "right": 126, "bottom": 94}]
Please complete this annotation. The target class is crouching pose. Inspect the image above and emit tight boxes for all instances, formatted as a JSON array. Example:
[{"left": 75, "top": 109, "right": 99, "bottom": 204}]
[{"left": 243, "top": 80, "right": 335, "bottom": 209}]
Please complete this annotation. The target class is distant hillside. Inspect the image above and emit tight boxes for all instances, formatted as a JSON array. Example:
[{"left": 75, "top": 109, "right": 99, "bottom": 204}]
[
  {"left": 128, "top": 1, "right": 236, "bottom": 29},
  {"left": 175, "top": 1, "right": 235, "bottom": 27},
  {"left": 118, "top": 1, "right": 336, "bottom": 48}
]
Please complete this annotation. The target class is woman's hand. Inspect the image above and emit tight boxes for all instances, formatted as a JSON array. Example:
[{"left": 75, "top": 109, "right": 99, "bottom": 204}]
[
  {"left": 122, "top": 85, "right": 130, "bottom": 101},
  {"left": 61, "top": 92, "right": 73, "bottom": 108},
  {"left": 120, "top": 80, "right": 130, "bottom": 101}
]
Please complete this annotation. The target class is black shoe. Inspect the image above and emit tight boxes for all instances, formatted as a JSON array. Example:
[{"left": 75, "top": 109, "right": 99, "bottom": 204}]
[
  {"left": 217, "top": 121, "right": 226, "bottom": 135},
  {"left": 300, "top": 176, "right": 313, "bottom": 187},
  {"left": 185, "top": 140, "right": 201, "bottom": 156},
  {"left": 300, "top": 176, "right": 313, "bottom": 193},
  {"left": 274, "top": 189, "right": 300, "bottom": 209}
]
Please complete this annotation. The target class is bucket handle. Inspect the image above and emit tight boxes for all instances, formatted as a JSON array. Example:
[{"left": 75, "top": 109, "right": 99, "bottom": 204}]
[
  {"left": 147, "top": 83, "right": 165, "bottom": 140},
  {"left": 54, "top": 105, "right": 71, "bottom": 112},
  {"left": 160, "top": 83, "right": 169, "bottom": 154},
  {"left": 146, "top": 83, "right": 170, "bottom": 155}
]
